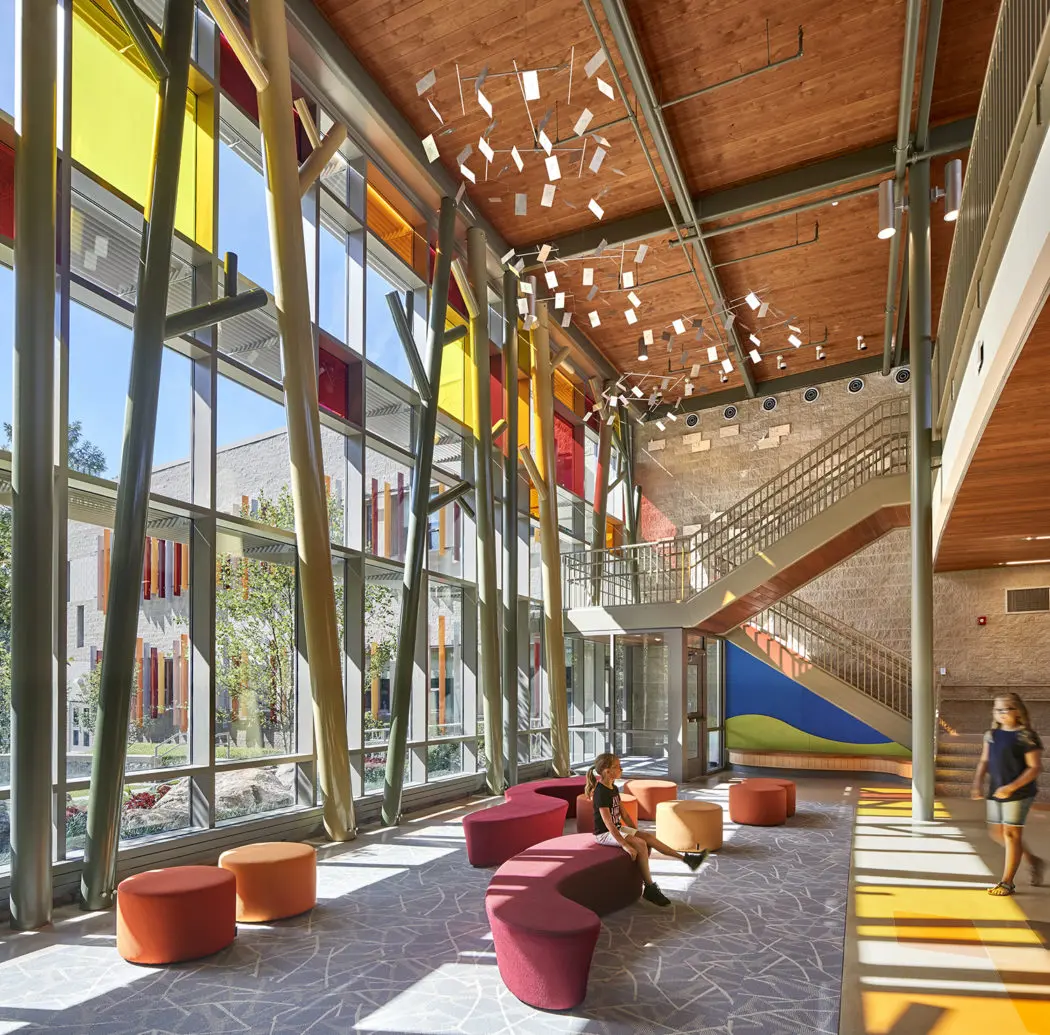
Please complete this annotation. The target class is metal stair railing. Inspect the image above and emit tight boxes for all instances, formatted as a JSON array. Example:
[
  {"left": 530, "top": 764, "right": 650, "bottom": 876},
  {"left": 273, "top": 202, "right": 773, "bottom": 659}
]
[
  {"left": 747, "top": 595, "right": 911, "bottom": 719},
  {"left": 563, "top": 399, "right": 909, "bottom": 609}
]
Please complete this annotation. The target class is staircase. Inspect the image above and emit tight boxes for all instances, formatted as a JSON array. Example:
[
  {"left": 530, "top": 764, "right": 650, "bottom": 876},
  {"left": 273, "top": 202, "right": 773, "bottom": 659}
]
[
  {"left": 728, "top": 594, "right": 911, "bottom": 746},
  {"left": 563, "top": 400, "right": 910, "bottom": 636}
]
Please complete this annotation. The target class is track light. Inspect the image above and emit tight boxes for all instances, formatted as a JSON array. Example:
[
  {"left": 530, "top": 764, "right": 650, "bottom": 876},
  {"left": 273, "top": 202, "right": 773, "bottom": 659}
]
[
  {"left": 857, "top": 335, "right": 866, "bottom": 351},
  {"left": 638, "top": 337, "right": 648, "bottom": 362},
  {"left": 878, "top": 179, "right": 896, "bottom": 239},
  {"left": 777, "top": 355, "right": 786, "bottom": 370},
  {"left": 719, "top": 372, "right": 728, "bottom": 384},
  {"left": 816, "top": 346, "right": 826, "bottom": 360},
  {"left": 944, "top": 158, "right": 962, "bottom": 222}
]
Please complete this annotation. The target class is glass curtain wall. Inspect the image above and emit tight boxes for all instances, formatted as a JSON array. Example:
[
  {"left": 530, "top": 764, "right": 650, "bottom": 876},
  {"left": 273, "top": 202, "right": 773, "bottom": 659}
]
[{"left": 0, "top": 0, "right": 619, "bottom": 878}]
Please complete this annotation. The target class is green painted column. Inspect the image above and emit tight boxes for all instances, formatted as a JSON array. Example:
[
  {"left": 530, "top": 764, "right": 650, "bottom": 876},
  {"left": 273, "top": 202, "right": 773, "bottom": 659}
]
[
  {"left": 81, "top": 0, "right": 194, "bottom": 912},
  {"left": 9, "top": 0, "right": 58, "bottom": 930},
  {"left": 381, "top": 198, "right": 456, "bottom": 825},
  {"left": 468, "top": 227, "right": 504, "bottom": 795}
]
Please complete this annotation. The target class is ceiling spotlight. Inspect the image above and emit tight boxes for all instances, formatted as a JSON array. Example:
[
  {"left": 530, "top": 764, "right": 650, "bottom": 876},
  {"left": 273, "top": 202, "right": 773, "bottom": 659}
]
[
  {"left": 878, "top": 179, "right": 896, "bottom": 239},
  {"left": 777, "top": 355, "right": 787, "bottom": 370},
  {"left": 749, "top": 348, "right": 762, "bottom": 364},
  {"left": 719, "top": 372, "right": 728, "bottom": 384},
  {"left": 788, "top": 333, "right": 802, "bottom": 347},
  {"left": 816, "top": 346, "right": 826, "bottom": 360},
  {"left": 944, "top": 158, "right": 962, "bottom": 222},
  {"left": 857, "top": 334, "right": 866, "bottom": 351},
  {"left": 638, "top": 337, "right": 649, "bottom": 362},
  {"left": 749, "top": 333, "right": 761, "bottom": 346},
  {"left": 745, "top": 291, "right": 761, "bottom": 311}
]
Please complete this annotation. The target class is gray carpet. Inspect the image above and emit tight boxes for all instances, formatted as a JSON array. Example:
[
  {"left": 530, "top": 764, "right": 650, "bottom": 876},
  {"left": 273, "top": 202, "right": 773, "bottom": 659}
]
[{"left": 0, "top": 784, "right": 853, "bottom": 1034}]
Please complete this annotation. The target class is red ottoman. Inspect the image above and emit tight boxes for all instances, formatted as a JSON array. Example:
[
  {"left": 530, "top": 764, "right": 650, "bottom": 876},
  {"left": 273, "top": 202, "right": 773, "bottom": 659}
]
[
  {"left": 464, "top": 796, "right": 567, "bottom": 867},
  {"left": 506, "top": 776, "right": 587, "bottom": 816},
  {"left": 728, "top": 781, "right": 787, "bottom": 826},
  {"left": 574, "top": 792, "right": 639, "bottom": 834},
  {"left": 622, "top": 779, "right": 678, "bottom": 820},
  {"left": 486, "top": 833, "right": 642, "bottom": 1009},
  {"left": 744, "top": 778, "right": 797, "bottom": 817}
]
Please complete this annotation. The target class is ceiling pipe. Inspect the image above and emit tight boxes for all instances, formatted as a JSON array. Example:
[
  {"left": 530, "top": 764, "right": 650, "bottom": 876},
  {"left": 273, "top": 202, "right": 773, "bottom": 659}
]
[{"left": 588, "top": 0, "right": 757, "bottom": 397}]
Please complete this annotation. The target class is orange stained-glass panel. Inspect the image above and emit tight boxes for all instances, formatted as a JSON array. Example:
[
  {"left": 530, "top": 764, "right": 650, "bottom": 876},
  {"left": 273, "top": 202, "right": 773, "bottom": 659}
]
[{"left": 71, "top": 0, "right": 213, "bottom": 247}]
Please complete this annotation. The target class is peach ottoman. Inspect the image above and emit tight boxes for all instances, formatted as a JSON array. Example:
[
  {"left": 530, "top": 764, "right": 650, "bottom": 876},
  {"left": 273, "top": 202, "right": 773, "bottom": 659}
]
[
  {"left": 622, "top": 779, "right": 678, "bottom": 820},
  {"left": 655, "top": 799, "right": 724, "bottom": 851}
]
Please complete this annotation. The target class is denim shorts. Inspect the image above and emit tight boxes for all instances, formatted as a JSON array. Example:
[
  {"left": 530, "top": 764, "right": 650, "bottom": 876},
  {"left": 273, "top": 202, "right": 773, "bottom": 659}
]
[{"left": 986, "top": 796, "right": 1035, "bottom": 827}]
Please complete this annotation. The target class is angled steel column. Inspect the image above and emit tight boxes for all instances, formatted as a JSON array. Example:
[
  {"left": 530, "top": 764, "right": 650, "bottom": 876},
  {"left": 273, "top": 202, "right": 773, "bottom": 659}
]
[
  {"left": 81, "top": 0, "right": 194, "bottom": 911},
  {"left": 469, "top": 228, "right": 504, "bottom": 794},
  {"left": 10, "top": 0, "right": 58, "bottom": 930},
  {"left": 530, "top": 304, "right": 570, "bottom": 776},
  {"left": 501, "top": 270, "right": 520, "bottom": 787},
  {"left": 249, "top": 0, "right": 354, "bottom": 840},
  {"left": 382, "top": 198, "right": 455, "bottom": 824},
  {"left": 590, "top": 408, "right": 612, "bottom": 605},
  {"left": 908, "top": 158, "right": 935, "bottom": 823}
]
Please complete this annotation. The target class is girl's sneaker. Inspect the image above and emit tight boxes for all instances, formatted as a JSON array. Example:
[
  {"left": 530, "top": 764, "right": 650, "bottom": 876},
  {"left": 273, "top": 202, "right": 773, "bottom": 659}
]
[
  {"left": 684, "top": 850, "right": 708, "bottom": 871},
  {"left": 642, "top": 882, "right": 671, "bottom": 907}
]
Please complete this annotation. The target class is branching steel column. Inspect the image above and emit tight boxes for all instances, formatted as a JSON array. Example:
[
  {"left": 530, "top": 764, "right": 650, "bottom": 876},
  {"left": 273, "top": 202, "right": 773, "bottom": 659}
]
[
  {"left": 382, "top": 198, "right": 456, "bottom": 824},
  {"left": 250, "top": 0, "right": 354, "bottom": 840},
  {"left": 530, "top": 304, "right": 570, "bottom": 776},
  {"left": 590, "top": 410, "right": 612, "bottom": 605},
  {"left": 81, "top": 0, "right": 194, "bottom": 911},
  {"left": 468, "top": 229, "right": 505, "bottom": 794},
  {"left": 908, "top": 159, "right": 935, "bottom": 823},
  {"left": 501, "top": 270, "right": 520, "bottom": 787},
  {"left": 10, "top": 0, "right": 58, "bottom": 930}
]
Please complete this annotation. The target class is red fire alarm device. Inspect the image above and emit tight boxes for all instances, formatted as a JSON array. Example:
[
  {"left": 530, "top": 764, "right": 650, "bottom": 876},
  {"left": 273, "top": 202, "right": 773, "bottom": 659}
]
[{"left": 977, "top": 616, "right": 987, "bottom": 626}]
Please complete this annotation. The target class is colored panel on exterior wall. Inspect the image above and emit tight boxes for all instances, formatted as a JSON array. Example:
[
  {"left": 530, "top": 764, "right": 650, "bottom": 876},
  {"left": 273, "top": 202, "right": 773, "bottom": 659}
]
[
  {"left": 725, "top": 642, "right": 907, "bottom": 754},
  {"left": 71, "top": 0, "right": 210, "bottom": 245},
  {"left": 0, "top": 140, "right": 12, "bottom": 240},
  {"left": 438, "top": 310, "right": 476, "bottom": 429},
  {"left": 368, "top": 185, "right": 415, "bottom": 268}
]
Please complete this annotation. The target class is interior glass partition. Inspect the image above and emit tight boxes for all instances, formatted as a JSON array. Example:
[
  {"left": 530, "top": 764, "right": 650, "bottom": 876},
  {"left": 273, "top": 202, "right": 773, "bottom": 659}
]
[{"left": 612, "top": 632, "right": 670, "bottom": 775}]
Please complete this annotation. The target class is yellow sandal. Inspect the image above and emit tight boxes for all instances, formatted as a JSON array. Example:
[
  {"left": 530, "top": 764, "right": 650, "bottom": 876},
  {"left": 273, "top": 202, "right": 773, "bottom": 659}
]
[{"left": 988, "top": 881, "right": 1016, "bottom": 896}]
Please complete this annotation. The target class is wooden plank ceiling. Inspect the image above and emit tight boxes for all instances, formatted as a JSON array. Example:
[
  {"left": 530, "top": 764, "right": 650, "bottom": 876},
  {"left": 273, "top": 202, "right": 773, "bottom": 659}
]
[
  {"left": 314, "top": 0, "right": 999, "bottom": 401},
  {"left": 935, "top": 301, "right": 1050, "bottom": 573}
]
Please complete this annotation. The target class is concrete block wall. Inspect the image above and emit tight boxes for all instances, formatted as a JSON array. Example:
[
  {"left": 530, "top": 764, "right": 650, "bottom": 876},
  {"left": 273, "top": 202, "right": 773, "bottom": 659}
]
[{"left": 635, "top": 368, "right": 1050, "bottom": 690}]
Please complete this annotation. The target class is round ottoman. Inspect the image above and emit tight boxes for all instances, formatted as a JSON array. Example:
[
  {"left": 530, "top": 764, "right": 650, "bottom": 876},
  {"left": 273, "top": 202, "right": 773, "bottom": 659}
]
[
  {"left": 117, "top": 866, "right": 236, "bottom": 964},
  {"left": 622, "top": 779, "right": 678, "bottom": 820},
  {"left": 729, "top": 781, "right": 787, "bottom": 826},
  {"left": 218, "top": 842, "right": 317, "bottom": 922},
  {"left": 655, "top": 799, "right": 724, "bottom": 851},
  {"left": 575, "top": 792, "right": 640, "bottom": 834},
  {"left": 745, "top": 778, "right": 797, "bottom": 817}
]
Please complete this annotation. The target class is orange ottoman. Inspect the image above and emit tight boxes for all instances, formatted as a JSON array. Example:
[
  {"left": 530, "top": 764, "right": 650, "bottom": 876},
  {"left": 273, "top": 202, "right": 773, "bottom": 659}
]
[
  {"left": 219, "top": 841, "right": 317, "bottom": 922},
  {"left": 745, "top": 778, "right": 797, "bottom": 817},
  {"left": 622, "top": 779, "right": 678, "bottom": 820},
  {"left": 575, "top": 792, "right": 640, "bottom": 834},
  {"left": 117, "top": 866, "right": 236, "bottom": 964},
  {"left": 729, "top": 781, "right": 787, "bottom": 826},
  {"left": 655, "top": 799, "right": 724, "bottom": 851}
]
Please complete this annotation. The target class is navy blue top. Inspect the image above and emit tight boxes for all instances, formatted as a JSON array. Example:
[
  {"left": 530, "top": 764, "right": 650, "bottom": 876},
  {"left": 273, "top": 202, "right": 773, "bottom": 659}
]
[
  {"left": 592, "top": 782, "right": 622, "bottom": 835},
  {"left": 984, "top": 727, "right": 1043, "bottom": 801}
]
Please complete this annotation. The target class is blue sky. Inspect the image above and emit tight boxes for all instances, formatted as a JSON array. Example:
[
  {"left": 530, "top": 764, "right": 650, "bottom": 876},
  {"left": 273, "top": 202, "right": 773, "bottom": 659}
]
[{"left": 0, "top": 106, "right": 416, "bottom": 479}]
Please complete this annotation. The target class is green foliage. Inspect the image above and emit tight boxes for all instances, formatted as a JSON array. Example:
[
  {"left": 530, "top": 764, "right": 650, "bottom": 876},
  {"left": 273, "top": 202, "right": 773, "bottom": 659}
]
[{"left": 3, "top": 420, "right": 107, "bottom": 477}]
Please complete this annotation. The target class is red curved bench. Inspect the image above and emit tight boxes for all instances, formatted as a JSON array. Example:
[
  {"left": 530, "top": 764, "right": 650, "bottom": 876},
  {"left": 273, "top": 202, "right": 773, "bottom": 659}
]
[
  {"left": 486, "top": 832, "right": 642, "bottom": 1010},
  {"left": 463, "top": 777, "right": 586, "bottom": 867}
]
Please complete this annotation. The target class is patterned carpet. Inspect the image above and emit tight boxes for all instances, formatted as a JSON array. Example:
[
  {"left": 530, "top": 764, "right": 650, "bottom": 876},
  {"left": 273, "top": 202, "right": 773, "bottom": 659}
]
[{"left": 0, "top": 782, "right": 855, "bottom": 1034}]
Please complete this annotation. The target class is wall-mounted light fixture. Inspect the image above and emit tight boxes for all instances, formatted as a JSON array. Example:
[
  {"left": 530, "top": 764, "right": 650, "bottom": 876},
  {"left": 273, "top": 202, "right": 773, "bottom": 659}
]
[{"left": 877, "top": 179, "right": 896, "bottom": 239}]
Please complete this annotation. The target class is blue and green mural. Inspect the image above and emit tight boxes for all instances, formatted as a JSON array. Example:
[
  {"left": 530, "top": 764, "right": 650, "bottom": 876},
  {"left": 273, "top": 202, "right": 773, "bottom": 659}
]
[{"left": 726, "top": 643, "right": 910, "bottom": 757}]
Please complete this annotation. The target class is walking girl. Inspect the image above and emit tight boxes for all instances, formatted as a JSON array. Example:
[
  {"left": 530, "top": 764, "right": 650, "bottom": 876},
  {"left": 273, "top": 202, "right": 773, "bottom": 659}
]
[
  {"left": 585, "top": 752, "right": 707, "bottom": 907},
  {"left": 971, "top": 692, "right": 1045, "bottom": 896}
]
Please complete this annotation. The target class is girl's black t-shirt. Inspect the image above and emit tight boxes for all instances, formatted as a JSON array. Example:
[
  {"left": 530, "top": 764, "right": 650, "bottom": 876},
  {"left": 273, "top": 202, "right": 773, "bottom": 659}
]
[
  {"left": 985, "top": 726, "right": 1043, "bottom": 801},
  {"left": 592, "top": 781, "right": 621, "bottom": 835}
]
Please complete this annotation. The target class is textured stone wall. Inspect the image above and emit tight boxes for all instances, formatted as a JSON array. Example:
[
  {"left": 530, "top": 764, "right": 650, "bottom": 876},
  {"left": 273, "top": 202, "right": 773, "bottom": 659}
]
[{"left": 635, "top": 368, "right": 1050, "bottom": 687}]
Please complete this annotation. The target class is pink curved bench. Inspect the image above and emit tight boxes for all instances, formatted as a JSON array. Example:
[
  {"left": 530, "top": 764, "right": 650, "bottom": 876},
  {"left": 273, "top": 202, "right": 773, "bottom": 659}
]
[
  {"left": 486, "top": 832, "right": 642, "bottom": 1010},
  {"left": 463, "top": 777, "right": 586, "bottom": 867}
]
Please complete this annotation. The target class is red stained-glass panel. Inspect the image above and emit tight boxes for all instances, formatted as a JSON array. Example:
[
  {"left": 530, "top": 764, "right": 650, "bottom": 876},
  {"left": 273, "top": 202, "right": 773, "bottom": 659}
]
[
  {"left": 319, "top": 344, "right": 349, "bottom": 419},
  {"left": 0, "top": 142, "right": 13, "bottom": 240},
  {"left": 554, "top": 413, "right": 582, "bottom": 496}
]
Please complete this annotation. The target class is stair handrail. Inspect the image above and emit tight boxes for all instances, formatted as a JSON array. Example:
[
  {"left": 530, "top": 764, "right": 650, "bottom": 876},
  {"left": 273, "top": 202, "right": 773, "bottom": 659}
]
[
  {"left": 563, "top": 399, "right": 909, "bottom": 608},
  {"left": 748, "top": 594, "right": 912, "bottom": 719}
]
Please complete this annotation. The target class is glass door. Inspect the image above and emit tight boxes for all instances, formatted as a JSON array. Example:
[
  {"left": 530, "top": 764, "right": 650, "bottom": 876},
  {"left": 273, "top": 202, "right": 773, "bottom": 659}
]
[
  {"left": 706, "top": 638, "right": 725, "bottom": 771},
  {"left": 685, "top": 633, "right": 704, "bottom": 780}
]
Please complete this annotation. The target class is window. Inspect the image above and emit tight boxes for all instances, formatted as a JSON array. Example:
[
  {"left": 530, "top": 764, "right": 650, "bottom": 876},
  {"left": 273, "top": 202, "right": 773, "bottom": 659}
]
[
  {"left": 429, "top": 583, "right": 464, "bottom": 740},
  {"left": 367, "top": 258, "right": 418, "bottom": 388},
  {"left": 215, "top": 526, "right": 297, "bottom": 761},
  {"left": 65, "top": 498, "right": 191, "bottom": 779},
  {"left": 0, "top": 0, "right": 13, "bottom": 118},
  {"left": 363, "top": 564, "right": 402, "bottom": 746},
  {"left": 319, "top": 218, "right": 349, "bottom": 345},
  {"left": 365, "top": 444, "right": 412, "bottom": 561}
]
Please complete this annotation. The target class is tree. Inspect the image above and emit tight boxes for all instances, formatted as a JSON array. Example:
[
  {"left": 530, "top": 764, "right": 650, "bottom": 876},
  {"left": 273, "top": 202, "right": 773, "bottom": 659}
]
[{"left": 3, "top": 420, "right": 107, "bottom": 477}]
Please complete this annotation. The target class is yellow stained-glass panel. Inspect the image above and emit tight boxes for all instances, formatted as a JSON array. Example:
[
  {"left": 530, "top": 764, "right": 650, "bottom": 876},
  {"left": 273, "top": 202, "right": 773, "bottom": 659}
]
[
  {"left": 438, "top": 309, "right": 476, "bottom": 430},
  {"left": 367, "top": 184, "right": 415, "bottom": 268},
  {"left": 71, "top": 0, "right": 211, "bottom": 247},
  {"left": 553, "top": 369, "right": 579, "bottom": 413}
]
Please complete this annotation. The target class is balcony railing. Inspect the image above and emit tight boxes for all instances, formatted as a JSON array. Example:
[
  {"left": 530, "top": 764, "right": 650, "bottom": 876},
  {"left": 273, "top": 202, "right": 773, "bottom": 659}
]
[
  {"left": 562, "top": 400, "right": 909, "bottom": 609},
  {"left": 749, "top": 595, "right": 911, "bottom": 719},
  {"left": 933, "top": 0, "right": 1050, "bottom": 430}
]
